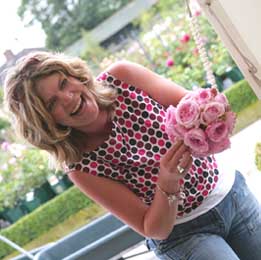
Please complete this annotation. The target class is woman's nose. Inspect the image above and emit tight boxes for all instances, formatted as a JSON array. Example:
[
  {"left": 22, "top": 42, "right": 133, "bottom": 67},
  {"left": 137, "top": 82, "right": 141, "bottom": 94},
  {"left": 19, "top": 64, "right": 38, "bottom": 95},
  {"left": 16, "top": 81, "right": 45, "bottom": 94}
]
[{"left": 61, "top": 91, "right": 73, "bottom": 105}]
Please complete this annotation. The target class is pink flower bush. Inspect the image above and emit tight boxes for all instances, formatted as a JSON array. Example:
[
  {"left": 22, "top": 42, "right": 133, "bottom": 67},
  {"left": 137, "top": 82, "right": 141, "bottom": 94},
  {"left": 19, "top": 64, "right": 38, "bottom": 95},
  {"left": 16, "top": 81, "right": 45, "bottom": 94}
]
[
  {"left": 166, "top": 57, "right": 175, "bottom": 67},
  {"left": 165, "top": 88, "right": 236, "bottom": 157}
]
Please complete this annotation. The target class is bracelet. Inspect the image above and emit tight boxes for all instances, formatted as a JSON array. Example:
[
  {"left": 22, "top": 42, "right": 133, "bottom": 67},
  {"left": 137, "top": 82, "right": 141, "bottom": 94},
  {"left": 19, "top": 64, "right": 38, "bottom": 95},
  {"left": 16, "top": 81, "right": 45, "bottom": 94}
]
[{"left": 156, "top": 183, "right": 186, "bottom": 205}]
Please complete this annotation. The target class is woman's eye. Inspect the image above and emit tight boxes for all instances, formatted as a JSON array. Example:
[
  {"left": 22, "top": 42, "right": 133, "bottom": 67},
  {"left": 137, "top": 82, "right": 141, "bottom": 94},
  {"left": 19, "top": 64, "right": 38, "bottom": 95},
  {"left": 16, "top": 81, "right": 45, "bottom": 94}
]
[
  {"left": 60, "top": 78, "right": 68, "bottom": 89},
  {"left": 47, "top": 98, "right": 56, "bottom": 112}
]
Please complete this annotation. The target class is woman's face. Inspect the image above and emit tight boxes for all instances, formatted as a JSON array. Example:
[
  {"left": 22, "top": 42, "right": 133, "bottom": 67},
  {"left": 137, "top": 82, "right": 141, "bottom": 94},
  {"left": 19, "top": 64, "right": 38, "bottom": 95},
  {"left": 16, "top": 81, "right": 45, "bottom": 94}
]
[{"left": 36, "top": 73, "right": 100, "bottom": 131}]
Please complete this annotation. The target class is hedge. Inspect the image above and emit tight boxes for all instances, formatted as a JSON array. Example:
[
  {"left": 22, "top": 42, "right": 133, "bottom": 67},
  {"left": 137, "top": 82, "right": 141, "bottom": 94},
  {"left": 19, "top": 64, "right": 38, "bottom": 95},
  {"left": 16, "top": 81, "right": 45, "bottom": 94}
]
[
  {"left": 0, "top": 186, "right": 93, "bottom": 259},
  {"left": 224, "top": 79, "right": 258, "bottom": 113}
]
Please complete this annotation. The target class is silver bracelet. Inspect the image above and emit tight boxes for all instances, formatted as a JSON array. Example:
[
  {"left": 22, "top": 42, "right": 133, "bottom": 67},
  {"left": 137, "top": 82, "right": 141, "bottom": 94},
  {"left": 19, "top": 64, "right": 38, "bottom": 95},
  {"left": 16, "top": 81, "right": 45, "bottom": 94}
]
[{"left": 156, "top": 183, "right": 186, "bottom": 205}]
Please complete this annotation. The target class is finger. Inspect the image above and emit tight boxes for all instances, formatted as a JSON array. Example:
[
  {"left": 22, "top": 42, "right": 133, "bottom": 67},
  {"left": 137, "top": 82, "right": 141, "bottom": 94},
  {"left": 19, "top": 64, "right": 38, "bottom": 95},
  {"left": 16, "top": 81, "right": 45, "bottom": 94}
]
[
  {"left": 163, "top": 139, "right": 183, "bottom": 162},
  {"left": 168, "top": 143, "right": 188, "bottom": 167},
  {"left": 178, "top": 150, "right": 192, "bottom": 168},
  {"left": 178, "top": 154, "right": 193, "bottom": 176}
]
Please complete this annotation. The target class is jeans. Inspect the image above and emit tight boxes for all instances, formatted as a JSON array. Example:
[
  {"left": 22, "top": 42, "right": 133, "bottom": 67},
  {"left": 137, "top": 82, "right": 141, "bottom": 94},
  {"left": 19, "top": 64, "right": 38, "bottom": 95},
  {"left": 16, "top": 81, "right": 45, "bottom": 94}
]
[{"left": 146, "top": 171, "right": 261, "bottom": 260}]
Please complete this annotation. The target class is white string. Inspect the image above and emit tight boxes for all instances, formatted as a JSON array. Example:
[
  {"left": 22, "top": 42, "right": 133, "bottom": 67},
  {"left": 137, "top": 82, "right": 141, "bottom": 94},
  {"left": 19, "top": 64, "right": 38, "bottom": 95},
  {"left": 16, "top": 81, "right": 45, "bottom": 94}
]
[{"left": 186, "top": 0, "right": 217, "bottom": 89}]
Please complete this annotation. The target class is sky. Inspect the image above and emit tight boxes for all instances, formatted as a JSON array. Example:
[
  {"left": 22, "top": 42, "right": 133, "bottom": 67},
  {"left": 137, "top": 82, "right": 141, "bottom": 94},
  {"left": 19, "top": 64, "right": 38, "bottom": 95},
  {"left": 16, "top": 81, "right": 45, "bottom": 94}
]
[{"left": 0, "top": 0, "right": 46, "bottom": 66}]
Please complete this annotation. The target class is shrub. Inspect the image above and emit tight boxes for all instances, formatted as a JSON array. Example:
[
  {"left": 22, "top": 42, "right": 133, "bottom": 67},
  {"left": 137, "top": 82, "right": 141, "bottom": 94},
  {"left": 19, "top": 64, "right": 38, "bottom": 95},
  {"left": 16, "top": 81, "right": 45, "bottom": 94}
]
[
  {"left": 224, "top": 80, "right": 258, "bottom": 113},
  {"left": 0, "top": 186, "right": 93, "bottom": 259}
]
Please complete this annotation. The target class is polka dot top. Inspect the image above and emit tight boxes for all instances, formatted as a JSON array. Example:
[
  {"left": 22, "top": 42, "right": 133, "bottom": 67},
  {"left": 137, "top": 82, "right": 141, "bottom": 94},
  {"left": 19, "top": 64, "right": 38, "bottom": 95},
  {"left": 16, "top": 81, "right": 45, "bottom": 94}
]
[{"left": 67, "top": 72, "right": 220, "bottom": 218}]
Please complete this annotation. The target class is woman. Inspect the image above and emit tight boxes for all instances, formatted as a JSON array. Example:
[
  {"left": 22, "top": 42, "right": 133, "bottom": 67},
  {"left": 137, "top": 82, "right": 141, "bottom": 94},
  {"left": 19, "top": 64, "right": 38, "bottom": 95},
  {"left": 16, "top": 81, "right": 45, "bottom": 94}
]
[{"left": 4, "top": 51, "right": 261, "bottom": 259}]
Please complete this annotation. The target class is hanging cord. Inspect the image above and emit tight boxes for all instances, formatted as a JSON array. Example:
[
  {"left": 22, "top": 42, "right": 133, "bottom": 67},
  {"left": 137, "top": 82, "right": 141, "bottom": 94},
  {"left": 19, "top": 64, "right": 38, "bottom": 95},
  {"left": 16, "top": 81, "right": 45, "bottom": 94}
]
[{"left": 185, "top": 0, "right": 217, "bottom": 89}]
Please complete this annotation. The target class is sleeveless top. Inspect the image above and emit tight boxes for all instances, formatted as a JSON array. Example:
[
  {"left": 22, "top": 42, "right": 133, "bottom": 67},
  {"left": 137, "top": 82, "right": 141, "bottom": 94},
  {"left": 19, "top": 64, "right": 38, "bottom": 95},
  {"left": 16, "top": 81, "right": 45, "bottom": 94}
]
[{"left": 67, "top": 72, "right": 220, "bottom": 218}]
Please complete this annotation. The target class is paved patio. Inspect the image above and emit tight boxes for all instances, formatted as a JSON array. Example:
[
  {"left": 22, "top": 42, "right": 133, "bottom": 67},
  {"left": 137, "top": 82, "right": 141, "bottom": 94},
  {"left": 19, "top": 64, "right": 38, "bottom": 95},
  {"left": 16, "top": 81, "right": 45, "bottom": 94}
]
[{"left": 124, "top": 119, "right": 261, "bottom": 260}]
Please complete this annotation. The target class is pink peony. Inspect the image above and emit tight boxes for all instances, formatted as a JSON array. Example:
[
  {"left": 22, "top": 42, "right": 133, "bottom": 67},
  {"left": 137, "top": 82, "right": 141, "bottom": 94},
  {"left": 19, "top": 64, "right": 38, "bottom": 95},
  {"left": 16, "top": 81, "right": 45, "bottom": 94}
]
[
  {"left": 184, "top": 128, "right": 209, "bottom": 155},
  {"left": 176, "top": 100, "right": 200, "bottom": 128},
  {"left": 201, "top": 101, "right": 225, "bottom": 124},
  {"left": 206, "top": 121, "right": 228, "bottom": 142}
]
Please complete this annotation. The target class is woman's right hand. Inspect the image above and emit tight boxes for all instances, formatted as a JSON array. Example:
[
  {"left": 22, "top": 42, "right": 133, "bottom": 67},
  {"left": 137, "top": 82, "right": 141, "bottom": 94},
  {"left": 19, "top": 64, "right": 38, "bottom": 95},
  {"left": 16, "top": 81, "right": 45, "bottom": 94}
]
[{"left": 159, "top": 140, "right": 193, "bottom": 191}]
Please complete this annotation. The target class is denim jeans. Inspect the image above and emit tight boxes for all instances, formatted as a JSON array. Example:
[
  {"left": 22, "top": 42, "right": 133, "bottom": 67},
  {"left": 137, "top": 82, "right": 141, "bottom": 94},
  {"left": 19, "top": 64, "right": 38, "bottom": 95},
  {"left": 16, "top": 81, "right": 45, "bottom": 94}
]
[{"left": 146, "top": 171, "right": 261, "bottom": 260}]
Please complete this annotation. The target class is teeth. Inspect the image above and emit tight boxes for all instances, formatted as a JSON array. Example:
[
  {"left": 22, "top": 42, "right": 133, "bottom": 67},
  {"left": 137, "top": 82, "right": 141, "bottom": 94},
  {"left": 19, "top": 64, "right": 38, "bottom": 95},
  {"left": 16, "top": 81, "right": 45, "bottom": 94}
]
[{"left": 71, "top": 97, "right": 82, "bottom": 114}]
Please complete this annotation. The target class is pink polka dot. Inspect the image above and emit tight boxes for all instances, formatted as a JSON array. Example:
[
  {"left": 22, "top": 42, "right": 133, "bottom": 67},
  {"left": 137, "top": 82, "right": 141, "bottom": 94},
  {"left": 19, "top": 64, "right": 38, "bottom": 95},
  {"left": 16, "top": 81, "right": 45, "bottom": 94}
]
[
  {"left": 90, "top": 162, "right": 98, "bottom": 168},
  {"left": 118, "top": 96, "right": 124, "bottom": 102},
  {"left": 214, "top": 176, "right": 219, "bottom": 182},
  {"left": 146, "top": 104, "right": 153, "bottom": 111},
  {"left": 139, "top": 149, "right": 146, "bottom": 155},
  {"left": 154, "top": 154, "right": 161, "bottom": 161},
  {"left": 197, "top": 184, "right": 204, "bottom": 190},
  {"left": 158, "top": 140, "right": 165, "bottom": 146},
  {"left": 151, "top": 176, "right": 158, "bottom": 182},
  {"left": 133, "top": 162, "right": 140, "bottom": 167},
  {"left": 197, "top": 168, "right": 203, "bottom": 174},
  {"left": 202, "top": 190, "right": 209, "bottom": 196},
  {"left": 160, "top": 111, "right": 165, "bottom": 116},
  {"left": 179, "top": 179, "right": 184, "bottom": 185},
  {"left": 141, "top": 157, "right": 147, "bottom": 163},
  {"left": 116, "top": 143, "right": 122, "bottom": 149},
  {"left": 139, "top": 177, "right": 145, "bottom": 183},
  {"left": 130, "top": 93, "right": 136, "bottom": 99},
  {"left": 125, "top": 120, "right": 132, "bottom": 128},
  {"left": 120, "top": 155, "right": 127, "bottom": 161},
  {"left": 122, "top": 83, "right": 128, "bottom": 89},
  {"left": 90, "top": 170, "right": 96, "bottom": 175},
  {"left": 100, "top": 73, "right": 107, "bottom": 80},
  {"left": 160, "top": 125, "right": 166, "bottom": 132},
  {"left": 108, "top": 147, "right": 114, "bottom": 153},
  {"left": 144, "top": 97, "right": 150, "bottom": 103},
  {"left": 120, "top": 104, "right": 127, "bottom": 110},
  {"left": 112, "top": 159, "right": 119, "bottom": 164},
  {"left": 202, "top": 162, "right": 207, "bottom": 169},
  {"left": 142, "top": 187, "right": 148, "bottom": 192},
  {"left": 187, "top": 196, "right": 195, "bottom": 202},
  {"left": 116, "top": 110, "right": 122, "bottom": 116},
  {"left": 135, "top": 133, "right": 142, "bottom": 139},
  {"left": 145, "top": 120, "right": 151, "bottom": 127},
  {"left": 117, "top": 135, "right": 122, "bottom": 141},
  {"left": 157, "top": 115, "right": 163, "bottom": 122}
]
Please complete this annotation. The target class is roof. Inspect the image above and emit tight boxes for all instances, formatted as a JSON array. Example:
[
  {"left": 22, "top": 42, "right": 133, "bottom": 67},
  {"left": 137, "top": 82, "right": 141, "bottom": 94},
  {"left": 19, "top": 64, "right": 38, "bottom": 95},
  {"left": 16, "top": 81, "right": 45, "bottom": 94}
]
[{"left": 0, "top": 47, "right": 46, "bottom": 86}]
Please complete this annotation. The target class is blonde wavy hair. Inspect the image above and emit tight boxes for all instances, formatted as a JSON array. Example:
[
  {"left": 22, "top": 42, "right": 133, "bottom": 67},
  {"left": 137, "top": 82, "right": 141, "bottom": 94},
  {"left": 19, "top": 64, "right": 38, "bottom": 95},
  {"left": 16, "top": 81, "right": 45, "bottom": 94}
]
[{"left": 4, "top": 51, "right": 117, "bottom": 168}]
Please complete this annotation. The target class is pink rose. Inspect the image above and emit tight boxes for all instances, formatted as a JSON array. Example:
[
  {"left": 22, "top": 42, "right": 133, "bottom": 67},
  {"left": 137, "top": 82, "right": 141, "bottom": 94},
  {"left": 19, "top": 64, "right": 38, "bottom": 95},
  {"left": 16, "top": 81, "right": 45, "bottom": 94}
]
[
  {"left": 225, "top": 111, "right": 237, "bottom": 134},
  {"left": 201, "top": 101, "right": 225, "bottom": 124},
  {"left": 209, "top": 137, "right": 231, "bottom": 154},
  {"left": 214, "top": 93, "right": 229, "bottom": 110},
  {"left": 184, "top": 128, "right": 209, "bottom": 155},
  {"left": 206, "top": 121, "right": 228, "bottom": 142},
  {"left": 195, "top": 89, "right": 213, "bottom": 105},
  {"left": 165, "top": 105, "right": 188, "bottom": 140},
  {"left": 176, "top": 100, "right": 200, "bottom": 128}
]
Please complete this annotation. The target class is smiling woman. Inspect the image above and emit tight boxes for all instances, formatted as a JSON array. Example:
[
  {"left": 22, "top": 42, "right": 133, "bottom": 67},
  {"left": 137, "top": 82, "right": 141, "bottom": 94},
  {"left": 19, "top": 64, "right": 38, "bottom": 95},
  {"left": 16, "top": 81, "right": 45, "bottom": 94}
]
[{"left": 3, "top": 51, "right": 261, "bottom": 260}]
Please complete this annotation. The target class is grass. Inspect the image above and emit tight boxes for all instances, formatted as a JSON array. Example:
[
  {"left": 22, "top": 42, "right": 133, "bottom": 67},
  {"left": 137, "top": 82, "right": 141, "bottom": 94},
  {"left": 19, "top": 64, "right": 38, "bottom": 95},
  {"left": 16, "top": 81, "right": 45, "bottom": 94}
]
[{"left": 3, "top": 204, "right": 107, "bottom": 260}]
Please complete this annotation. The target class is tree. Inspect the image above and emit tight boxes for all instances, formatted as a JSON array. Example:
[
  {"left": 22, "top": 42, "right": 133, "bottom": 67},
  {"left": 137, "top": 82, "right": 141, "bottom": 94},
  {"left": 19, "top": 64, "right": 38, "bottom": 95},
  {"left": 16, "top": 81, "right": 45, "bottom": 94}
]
[{"left": 18, "top": 0, "right": 130, "bottom": 50}]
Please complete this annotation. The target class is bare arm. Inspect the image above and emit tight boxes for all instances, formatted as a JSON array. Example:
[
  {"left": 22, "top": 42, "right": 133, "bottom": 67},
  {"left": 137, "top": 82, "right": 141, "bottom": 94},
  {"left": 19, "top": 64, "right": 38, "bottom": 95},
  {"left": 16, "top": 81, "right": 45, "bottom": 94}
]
[
  {"left": 69, "top": 141, "right": 192, "bottom": 240},
  {"left": 106, "top": 60, "right": 190, "bottom": 107}
]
